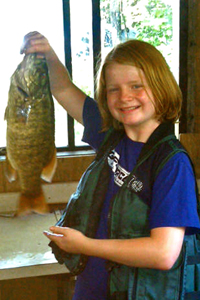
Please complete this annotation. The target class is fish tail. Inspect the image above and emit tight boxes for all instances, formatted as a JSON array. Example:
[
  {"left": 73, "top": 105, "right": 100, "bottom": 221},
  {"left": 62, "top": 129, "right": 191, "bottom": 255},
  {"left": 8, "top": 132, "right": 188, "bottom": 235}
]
[
  {"left": 16, "top": 194, "right": 32, "bottom": 216},
  {"left": 32, "top": 190, "right": 49, "bottom": 215},
  {"left": 16, "top": 190, "right": 49, "bottom": 216}
]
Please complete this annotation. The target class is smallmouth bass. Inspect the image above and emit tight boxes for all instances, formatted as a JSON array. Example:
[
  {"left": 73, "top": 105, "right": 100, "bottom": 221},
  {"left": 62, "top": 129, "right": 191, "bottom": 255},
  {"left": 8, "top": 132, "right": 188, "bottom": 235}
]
[{"left": 4, "top": 53, "right": 57, "bottom": 216}]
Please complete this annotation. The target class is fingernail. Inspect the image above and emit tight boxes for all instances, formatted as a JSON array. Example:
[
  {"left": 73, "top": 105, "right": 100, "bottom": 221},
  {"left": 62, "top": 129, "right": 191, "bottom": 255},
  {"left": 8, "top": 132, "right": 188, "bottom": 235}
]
[{"left": 43, "top": 230, "right": 49, "bottom": 235}]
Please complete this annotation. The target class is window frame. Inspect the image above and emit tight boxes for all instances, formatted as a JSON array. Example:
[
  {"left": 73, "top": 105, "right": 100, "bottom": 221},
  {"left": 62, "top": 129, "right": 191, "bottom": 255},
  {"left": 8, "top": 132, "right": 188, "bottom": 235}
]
[{"left": 60, "top": 0, "right": 101, "bottom": 152}]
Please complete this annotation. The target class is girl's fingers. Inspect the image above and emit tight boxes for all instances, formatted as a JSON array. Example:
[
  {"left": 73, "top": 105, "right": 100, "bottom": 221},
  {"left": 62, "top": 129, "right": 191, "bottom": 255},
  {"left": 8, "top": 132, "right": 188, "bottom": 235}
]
[
  {"left": 20, "top": 31, "right": 48, "bottom": 54},
  {"left": 24, "top": 31, "right": 40, "bottom": 38},
  {"left": 20, "top": 32, "right": 37, "bottom": 53},
  {"left": 43, "top": 231, "right": 64, "bottom": 244},
  {"left": 43, "top": 230, "right": 63, "bottom": 238},
  {"left": 49, "top": 226, "right": 68, "bottom": 235}
]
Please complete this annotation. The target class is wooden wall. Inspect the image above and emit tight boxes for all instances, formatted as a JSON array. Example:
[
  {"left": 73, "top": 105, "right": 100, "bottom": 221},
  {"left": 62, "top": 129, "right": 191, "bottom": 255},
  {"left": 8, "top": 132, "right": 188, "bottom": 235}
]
[
  {"left": 187, "top": 1, "right": 200, "bottom": 133},
  {"left": 180, "top": 133, "right": 200, "bottom": 178},
  {"left": 180, "top": 0, "right": 200, "bottom": 134},
  {"left": 0, "top": 154, "right": 95, "bottom": 194},
  {"left": 0, "top": 274, "right": 75, "bottom": 300},
  {"left": 179, "top": 1, "right": 200, "bottom": 178}
]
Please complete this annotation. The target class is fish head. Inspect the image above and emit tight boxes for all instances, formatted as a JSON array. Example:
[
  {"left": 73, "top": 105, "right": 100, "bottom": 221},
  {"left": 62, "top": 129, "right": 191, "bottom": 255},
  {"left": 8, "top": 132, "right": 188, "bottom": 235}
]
[
  {"left": 6, "top": 54, "right": 50, "bottom": 123},
  {"left": 14, "top": 53, "right": 49, "bottom": 101}
]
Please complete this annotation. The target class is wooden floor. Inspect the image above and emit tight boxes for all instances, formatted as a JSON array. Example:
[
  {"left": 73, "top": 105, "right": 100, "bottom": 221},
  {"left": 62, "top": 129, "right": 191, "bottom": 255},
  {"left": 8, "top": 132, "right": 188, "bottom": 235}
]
[{"left": 0, "top": 274, "right": 76, "bottom": 300}]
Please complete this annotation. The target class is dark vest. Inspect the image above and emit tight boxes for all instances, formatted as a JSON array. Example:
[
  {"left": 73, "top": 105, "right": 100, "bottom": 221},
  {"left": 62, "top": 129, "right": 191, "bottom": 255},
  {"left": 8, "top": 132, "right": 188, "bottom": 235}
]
[{"left": 50, "top": 123, "right": 200, "bottom": 300}]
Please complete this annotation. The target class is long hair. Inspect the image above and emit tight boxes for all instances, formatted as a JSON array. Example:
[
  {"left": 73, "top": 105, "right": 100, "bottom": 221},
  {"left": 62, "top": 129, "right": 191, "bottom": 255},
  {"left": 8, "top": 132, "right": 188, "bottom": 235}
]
[{"left": 95, "top": 40, "right": 182, "bottom": 131}]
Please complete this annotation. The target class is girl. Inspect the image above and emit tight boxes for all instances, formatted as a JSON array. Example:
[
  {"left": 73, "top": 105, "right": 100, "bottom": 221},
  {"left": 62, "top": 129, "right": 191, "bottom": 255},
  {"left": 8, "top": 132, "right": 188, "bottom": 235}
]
[{"left": 21, "top": 32, "right": 200, "bottom": 299}]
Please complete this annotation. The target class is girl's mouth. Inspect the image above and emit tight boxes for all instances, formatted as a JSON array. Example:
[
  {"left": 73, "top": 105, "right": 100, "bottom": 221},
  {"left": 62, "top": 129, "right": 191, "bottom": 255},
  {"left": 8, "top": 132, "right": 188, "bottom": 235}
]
[{"left": 120, "top": 106, "right": 140, "bottom": 112}]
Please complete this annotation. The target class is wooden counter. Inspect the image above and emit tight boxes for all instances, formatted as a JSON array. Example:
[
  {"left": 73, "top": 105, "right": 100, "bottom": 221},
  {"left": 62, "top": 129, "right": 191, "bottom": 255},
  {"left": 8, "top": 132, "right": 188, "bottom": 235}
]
[
  {"left": 0, "top": 212, "right": 67, "bottom": 280},
  {"left": 0, "top": 183, "right": 78, "bottom": 280},
  {"left": 0, "top": 183, "right": 78, "bottom": 299}
]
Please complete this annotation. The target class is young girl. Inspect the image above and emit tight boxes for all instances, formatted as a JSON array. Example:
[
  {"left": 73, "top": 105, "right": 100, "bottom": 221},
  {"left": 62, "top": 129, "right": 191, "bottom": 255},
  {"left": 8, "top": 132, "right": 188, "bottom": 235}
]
[{"left": 21, "top": 32, "right": 200, "bottom": 300}]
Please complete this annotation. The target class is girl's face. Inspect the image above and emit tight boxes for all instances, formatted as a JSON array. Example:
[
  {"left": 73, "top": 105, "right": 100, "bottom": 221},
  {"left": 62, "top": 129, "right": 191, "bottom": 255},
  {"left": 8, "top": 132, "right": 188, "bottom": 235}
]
[{"left": 105, "top": 63, "right": 160, "bottom": 142}]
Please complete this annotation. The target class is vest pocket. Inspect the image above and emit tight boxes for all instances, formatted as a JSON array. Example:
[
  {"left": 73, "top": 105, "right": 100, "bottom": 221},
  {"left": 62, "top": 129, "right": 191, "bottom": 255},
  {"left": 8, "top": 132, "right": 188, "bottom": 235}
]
[
  {"left": 127, "top": 251, "right": 185, "bottom": 300},
  {"left": 184, "top": 234, "right": 200, "bottom": 299}
]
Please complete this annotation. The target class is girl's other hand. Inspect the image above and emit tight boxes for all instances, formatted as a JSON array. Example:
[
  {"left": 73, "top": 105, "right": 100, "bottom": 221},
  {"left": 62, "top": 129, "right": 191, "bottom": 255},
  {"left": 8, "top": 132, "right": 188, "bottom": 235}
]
[{"left": 43, "top": 226, "right": 88, "bottom": 254}]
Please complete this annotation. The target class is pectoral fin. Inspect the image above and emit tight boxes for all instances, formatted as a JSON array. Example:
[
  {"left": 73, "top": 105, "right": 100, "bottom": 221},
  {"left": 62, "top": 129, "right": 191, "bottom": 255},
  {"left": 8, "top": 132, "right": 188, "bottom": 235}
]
[
  {"left": 41, "top": 148, "right": 57, "bottom": 182},
  {"left": 5, "top": 155, "right": 17, "bottom": 182}
]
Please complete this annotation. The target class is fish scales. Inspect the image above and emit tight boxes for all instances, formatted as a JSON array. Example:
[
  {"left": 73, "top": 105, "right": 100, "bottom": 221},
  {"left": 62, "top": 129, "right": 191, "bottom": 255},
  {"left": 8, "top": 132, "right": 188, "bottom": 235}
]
[{"left": 5, "top": 54, "right": 57, "bottom": 216}]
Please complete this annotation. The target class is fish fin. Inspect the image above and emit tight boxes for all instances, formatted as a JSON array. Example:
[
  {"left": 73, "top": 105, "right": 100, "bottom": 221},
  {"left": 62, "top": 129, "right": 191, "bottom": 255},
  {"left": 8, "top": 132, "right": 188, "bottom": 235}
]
[
  {"left": 31, "top": 191, "right": 49, "bottom": 215},
  {"left": 41, "top": 148, "right": 57, "bottom": 182},
  {"left": 16, "top": 191, "right": 49, "bottom": 216},
  {"left": 16, "top": 195, "right": 32, "bottom": 217},
  {"left": 5, "top": 155, "right": 17, "bottom": 182}
]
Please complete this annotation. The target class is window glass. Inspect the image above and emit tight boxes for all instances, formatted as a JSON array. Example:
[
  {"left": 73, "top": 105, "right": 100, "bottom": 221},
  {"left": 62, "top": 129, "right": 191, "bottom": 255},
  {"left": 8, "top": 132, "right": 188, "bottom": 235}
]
[
  {"left": 100, "top": 0, "right": 179, "bottom": 81},
  {"left": 0, "top": 0, "right": 180, "bottom": 150},
  {"left": 0, "top": 0, "right": 67, "bottom": 148},
  {"left": 70, "top": 0, "right": 94, "bottom": 146}
]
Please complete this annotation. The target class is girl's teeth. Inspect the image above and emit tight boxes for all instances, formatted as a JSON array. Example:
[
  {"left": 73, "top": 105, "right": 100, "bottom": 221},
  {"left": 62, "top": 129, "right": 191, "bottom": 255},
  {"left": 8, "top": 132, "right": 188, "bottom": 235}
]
[{"left": 122, "top": 106, "right": 137, "bottom": 111}]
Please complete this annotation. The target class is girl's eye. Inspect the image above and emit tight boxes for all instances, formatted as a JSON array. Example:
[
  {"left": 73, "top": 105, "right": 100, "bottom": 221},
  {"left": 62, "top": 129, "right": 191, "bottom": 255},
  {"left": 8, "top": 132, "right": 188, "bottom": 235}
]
[
  {"left": 107, "top": 87, "right": 119, "bottom": 93},
  {"left": 131, "top": 85, "right": 142, "bottom": 89}
]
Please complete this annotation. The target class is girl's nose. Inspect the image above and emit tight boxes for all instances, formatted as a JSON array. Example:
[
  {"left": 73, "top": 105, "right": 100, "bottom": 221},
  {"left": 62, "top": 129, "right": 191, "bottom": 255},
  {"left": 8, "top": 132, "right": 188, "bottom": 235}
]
[{"left": 120, "top": 88, "right": 133, "bottom": 102}]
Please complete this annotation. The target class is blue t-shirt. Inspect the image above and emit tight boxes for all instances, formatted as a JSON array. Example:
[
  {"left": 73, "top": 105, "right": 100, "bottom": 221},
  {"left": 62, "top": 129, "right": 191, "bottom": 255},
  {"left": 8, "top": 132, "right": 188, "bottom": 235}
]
[{"left": 73, "top": 96, "right": 200, "bottom": 300}]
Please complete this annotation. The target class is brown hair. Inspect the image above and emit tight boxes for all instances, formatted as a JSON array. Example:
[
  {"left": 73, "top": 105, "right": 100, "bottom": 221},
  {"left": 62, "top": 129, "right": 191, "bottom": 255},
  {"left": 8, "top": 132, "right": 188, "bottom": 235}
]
[{"left": 95, "top": 39, "right": 182, "bottom": 131}]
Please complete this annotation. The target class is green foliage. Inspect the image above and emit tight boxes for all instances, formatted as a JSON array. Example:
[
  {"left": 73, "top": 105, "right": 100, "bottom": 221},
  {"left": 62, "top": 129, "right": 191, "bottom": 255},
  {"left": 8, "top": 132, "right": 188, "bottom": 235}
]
[
  {"left": 134, "top": 0, "right": 173, "bottom": 48},
  {"left": 77, "top": 0, "right": 174, "bottom": 101},
  {"left": 100, "top": 0, "right": 173, "bottom": 47}
]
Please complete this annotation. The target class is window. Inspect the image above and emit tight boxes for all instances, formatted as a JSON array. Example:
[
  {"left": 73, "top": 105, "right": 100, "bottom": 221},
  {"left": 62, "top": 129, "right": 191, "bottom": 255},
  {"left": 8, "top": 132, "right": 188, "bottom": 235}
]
[
  {"left": 99, "top": 0, "right": 179, "bottom": 81},
  {"left": 0, "top": 0, "right": 180, "bottom": 155},
  {"left": 1, "top": 0, "right": 67, "bottom": 152}
]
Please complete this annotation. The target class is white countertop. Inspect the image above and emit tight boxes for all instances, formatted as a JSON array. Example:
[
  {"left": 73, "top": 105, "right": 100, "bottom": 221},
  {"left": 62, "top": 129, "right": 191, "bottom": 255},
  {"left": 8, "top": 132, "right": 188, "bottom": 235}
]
[
  {"left": 0, "top": 183, "right": 78, "bottom": 280},
  {"left": 0, "top": 212, "right": 68, "bottom": 280}
]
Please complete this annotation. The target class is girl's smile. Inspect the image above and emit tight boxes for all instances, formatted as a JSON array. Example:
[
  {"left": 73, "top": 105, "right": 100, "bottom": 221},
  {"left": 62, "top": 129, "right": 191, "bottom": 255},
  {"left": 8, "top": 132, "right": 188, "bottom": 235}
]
[{"left": 105, "top": 63, "right": 160, "bottom": 142}]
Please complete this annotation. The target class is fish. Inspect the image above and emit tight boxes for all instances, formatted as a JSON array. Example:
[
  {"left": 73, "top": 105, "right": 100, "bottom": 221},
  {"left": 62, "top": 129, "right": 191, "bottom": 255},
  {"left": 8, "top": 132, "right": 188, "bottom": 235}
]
[{"left": 4, "top": 53, "right": 57, "bottom": 216}]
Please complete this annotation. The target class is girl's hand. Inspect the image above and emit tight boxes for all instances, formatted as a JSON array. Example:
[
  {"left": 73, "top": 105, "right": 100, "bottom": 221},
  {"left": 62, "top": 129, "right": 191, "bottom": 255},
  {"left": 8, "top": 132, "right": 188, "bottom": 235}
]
[
  {"left": 43, "top": 226, "right": 88, "bottom": 254},
  {"left": 43, "top": 226, "right": 185, "bottom": 269},
  {"left": 20, "top": 31, "right": 55, "bottom": 61}
]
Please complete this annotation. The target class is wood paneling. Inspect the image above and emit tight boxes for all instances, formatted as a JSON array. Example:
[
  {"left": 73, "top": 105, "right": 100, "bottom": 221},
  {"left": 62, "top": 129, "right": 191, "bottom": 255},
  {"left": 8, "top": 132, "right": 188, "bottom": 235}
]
[
  {"left": 0, "top": 155, "right": 95, "bottom": 194},
  {"left": 0, "top": 274, "right": 75, "bottom": 300},
  {"left": 52, "top": 155, "right": 95, "bottom": 182},
  {"left": 180, "top": 133, "right": 200, "bottom": 178},
  {"left": 180, "top": 1, "right": 200, "bottom": 133}
]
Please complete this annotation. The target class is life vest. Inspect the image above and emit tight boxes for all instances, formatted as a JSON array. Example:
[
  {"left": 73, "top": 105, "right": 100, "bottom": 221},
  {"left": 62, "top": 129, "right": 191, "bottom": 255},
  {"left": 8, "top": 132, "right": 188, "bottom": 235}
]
[{"left": 50, "top": 122, "right": 200, "bottom": 300}]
